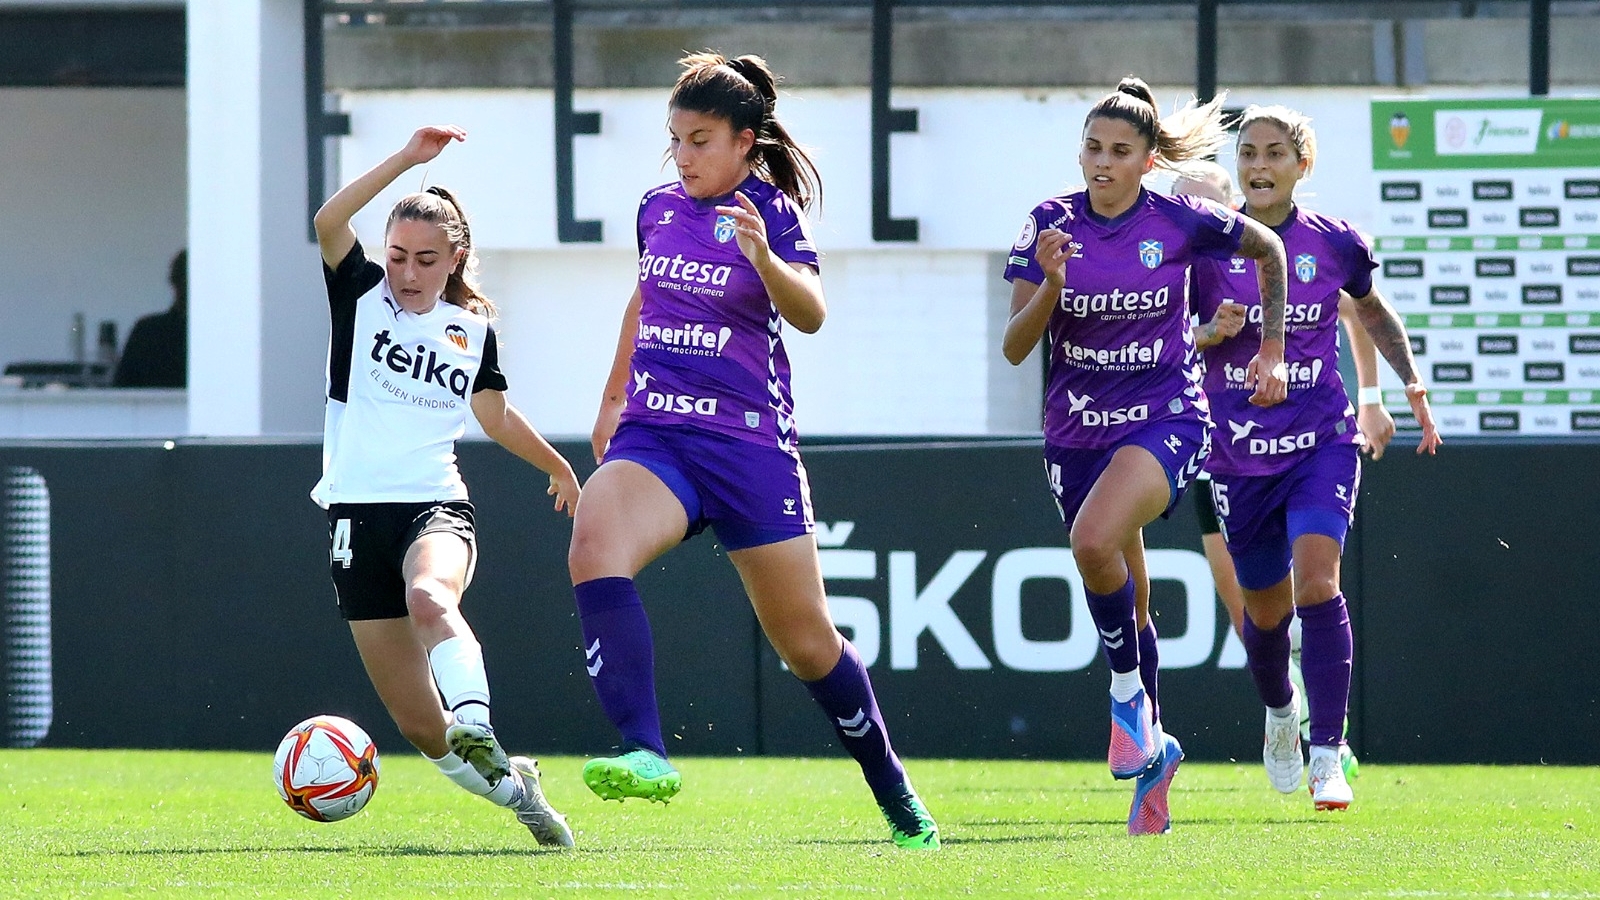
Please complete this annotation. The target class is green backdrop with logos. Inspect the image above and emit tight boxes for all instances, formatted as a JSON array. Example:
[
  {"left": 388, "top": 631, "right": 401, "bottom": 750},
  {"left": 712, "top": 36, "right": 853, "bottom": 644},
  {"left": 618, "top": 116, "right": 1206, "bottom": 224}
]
[{"left": 1370, "top": 97, "right": 1600, "bottom": 438}]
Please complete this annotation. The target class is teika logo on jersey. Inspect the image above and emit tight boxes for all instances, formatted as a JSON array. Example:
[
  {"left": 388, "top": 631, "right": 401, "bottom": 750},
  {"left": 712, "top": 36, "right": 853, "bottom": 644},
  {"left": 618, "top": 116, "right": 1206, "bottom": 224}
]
[
  {"left": 1220, "top": 358, "right": 1324, "bottom": 390},
  {"left": 1067, "top": 390, "right": 1149, "bottom": 427},
  {"left": 638, "top": 320, "right": 734, "bottom": 358},
  {"left": 370, "top": 330, "right": 472, "bottom": 399},
  {"left": 1059, "top": 337, "right": 1164, "bottom": 371},
  {"left": 1058, "top": 284, "right": 1170, "bottom": 318}
]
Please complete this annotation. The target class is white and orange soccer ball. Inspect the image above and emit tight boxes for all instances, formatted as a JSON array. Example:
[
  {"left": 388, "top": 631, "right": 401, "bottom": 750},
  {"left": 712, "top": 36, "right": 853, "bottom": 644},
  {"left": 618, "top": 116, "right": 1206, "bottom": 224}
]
[{"left": 273, "top": 715, "right": 380, "bottom": 822}]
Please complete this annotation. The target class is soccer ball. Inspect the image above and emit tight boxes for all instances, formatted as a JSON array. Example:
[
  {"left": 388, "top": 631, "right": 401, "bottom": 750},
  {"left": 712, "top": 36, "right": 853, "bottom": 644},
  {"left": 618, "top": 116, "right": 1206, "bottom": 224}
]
[{"left": 273, "top": 715, "right": 380, "bottom": 822}]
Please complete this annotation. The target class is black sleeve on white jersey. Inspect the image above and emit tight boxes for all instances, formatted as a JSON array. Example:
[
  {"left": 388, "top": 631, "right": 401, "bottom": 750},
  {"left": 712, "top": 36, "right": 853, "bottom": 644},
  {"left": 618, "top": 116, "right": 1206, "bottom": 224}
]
[
  {"left": 324, "top": 240, "right": 384, "bottom": 404},
  {"left": 472, "top": 325, "right": 510, "bottom": 394}
]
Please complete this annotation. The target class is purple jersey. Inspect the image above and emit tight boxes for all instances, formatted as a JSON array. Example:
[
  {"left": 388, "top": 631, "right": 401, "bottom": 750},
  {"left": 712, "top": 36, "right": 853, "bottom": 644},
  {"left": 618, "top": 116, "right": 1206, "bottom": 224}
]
[
  {"left": 1194, "top": 205, "right": 1376, "bottom": 476},
  {"left": 623, "top": 172, "right": 819, "bottom": 449},
  {"left": 1004, "top": 188, "right": 1244, "bottom": 449}
]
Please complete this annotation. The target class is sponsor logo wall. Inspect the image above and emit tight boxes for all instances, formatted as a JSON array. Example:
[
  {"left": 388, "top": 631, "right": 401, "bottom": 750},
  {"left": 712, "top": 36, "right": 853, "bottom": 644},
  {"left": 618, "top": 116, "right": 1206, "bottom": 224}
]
[{"left": 1372, "top": 98, "right": 1600, "bottom": 436}]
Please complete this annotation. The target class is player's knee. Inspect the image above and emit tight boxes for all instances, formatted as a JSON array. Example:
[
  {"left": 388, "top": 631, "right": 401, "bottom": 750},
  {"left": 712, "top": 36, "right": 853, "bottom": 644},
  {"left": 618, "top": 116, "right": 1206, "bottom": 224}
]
[
  {"left": 779, "top": 630, "right": 842, "bottom": 682},
  {"left": 1068, "top": 528, "right": 1119, "bottom": 579},
  {"left": 405, "top": 579, "right": 458, "bottom": 627},
  {"left": 1294, "top": 574, "right": 1339, "bottom": 609}
]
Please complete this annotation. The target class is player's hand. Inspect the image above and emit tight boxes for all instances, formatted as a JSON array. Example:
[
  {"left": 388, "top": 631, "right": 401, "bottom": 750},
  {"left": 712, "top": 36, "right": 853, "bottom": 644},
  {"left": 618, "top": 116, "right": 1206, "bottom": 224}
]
[
  {"left": 1034, "top": 229, "right": 1074, "bottom": 286},
  {"left": 715, "top": 191, "right": 771, "bottom": 267},
  {"left": 399, "top": 125, "right": 466, "bottom": 167},
  {"left": 1209, "top": 301, "right": 1247, "bottom": 341},
  {"left": 548, "top": 468, "right": 581, "bottom": 517},
  {"left": 1406, "top": 382, "right": 1442, "bottom": 455},
  {"left": 590, "top": 398, "right": 624, "bottom": 465},
  {"left": 1357, "top": 399, "right": 1396, "bottom": 460},
  {"left": 1245, "top": 340, "right": 1288, "bottom": 407}
]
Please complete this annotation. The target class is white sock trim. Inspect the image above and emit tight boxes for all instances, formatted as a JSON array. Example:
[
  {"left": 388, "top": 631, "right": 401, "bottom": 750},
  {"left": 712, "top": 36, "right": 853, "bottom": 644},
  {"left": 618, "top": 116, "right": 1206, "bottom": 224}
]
[
  {"left": 429, "top": 635, "right": 492, "bottom": 718},
  {"left": 1109, "top": 669, "right": 1143, "bottom": 703}
]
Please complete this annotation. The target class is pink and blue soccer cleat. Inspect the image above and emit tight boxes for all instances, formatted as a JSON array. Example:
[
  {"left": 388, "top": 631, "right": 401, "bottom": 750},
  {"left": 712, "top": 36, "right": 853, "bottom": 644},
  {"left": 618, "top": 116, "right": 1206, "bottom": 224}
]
[
  {"left": 1128, "top": 733, "right": 1184, "bottom": 835},
  {"left": 1109, "top": 688, "right": 1160, "bottom": 779}
]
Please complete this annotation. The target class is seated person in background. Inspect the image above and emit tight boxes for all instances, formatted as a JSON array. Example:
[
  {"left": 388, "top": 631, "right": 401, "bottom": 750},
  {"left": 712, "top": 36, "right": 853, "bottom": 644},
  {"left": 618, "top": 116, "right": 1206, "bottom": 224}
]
[{"left": 113, "top": 250, "right": 187, "bottom": 388}]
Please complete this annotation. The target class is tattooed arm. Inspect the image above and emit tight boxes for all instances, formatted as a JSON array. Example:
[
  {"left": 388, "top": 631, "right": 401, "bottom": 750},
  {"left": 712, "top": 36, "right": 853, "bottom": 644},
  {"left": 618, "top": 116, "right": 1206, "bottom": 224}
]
[
  {"left": 1348, "top": 285, "right": 1442, "bottom": 454},
  {"left": 1235, "top": 217, "right": 1289, "bottom": 406}
]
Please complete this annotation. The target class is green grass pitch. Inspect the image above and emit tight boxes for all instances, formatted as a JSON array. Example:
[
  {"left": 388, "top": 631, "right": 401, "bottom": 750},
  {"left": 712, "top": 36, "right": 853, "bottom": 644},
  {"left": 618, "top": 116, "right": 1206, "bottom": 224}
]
[{"left": 2, "top": 749, "right": 1597, "bottom": 898}]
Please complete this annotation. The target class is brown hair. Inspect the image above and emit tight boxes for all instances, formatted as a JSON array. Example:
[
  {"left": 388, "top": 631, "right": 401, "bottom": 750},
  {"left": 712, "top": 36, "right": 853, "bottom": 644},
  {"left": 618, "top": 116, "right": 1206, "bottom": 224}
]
[
  {"left": 1085, "top": 76, "right": 1230, "bottom": 171},
  {"left": 384, "top": 186, "right": 496, "bottom": 319},
  {"left": 670, "top": 51, "right": 821, "bottom": 211},
  {"left": 1237, "top": 104, "right": 1318, "bottom": 176}
]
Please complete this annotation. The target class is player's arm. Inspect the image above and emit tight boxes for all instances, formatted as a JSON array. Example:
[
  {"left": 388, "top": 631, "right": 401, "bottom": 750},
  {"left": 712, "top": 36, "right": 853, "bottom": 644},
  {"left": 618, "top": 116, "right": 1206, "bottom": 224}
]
[
  {"left": 312, "top": 125, "right": 466, "bottom": 268},
  {"left": 472, "top": 389, "right": 581, "bottom": 516},
  {"left": 1003, "top": 229, "right": 1072, "bottom": 366},
  {"left": 1346, "top": 285, "right": 1442, "bottom": 455},
  {"left": 1194, "top": 301, "right": 1247, "bottom": 349},
  {"left": 717, "top": 191, "right": 826, "bottom": 333},
  {"left": 1339, "top": 292, "right": 1395, "bottom": 459},
  {"left": 591, "top": 286, "right": 643, "bottom": 464},
  {"left": 1236, "top": 218, "right": 1289, "bottom": 406}
]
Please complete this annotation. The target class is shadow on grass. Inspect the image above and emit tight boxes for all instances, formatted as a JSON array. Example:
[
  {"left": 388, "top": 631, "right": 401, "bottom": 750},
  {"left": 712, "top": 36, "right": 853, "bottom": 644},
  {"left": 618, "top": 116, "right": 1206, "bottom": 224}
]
[{"left": 57, "top": 844, "right": 585, "bottom": 858}]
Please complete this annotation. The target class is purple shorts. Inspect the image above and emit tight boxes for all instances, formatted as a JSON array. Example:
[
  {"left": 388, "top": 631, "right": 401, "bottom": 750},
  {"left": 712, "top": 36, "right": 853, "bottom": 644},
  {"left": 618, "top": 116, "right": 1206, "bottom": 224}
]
[
  {"left": 1209, "top": 443, "right": 1361, "bottom": 591},
  {"left": 1043, "top": 417, "right": 1211, "bottom": 529},
  {"left": 604, "top": 421, "right": 814, "bottom": 551}
]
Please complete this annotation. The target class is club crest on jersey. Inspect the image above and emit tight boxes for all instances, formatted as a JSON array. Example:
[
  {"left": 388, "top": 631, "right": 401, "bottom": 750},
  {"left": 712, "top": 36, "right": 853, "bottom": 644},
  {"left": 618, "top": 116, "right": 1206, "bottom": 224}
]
[
  {"left": 1139, "top": 240, "right": 1164, "bottom": 269},
  {"left": 444, "top": 324, "right": 468, "bottom": 351},
  {"left": 714, "top": 214, "right": 737, "bottom": 243},
  {"left": 1295, "top": 254, "right": 1318, "bottom": 283}
]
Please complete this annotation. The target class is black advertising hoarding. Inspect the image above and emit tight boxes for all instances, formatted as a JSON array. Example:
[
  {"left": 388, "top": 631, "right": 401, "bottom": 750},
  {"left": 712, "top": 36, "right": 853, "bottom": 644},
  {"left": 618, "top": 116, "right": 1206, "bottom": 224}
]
[{"left": 2, "top": 439, "right": 1598, "bottom": 764}]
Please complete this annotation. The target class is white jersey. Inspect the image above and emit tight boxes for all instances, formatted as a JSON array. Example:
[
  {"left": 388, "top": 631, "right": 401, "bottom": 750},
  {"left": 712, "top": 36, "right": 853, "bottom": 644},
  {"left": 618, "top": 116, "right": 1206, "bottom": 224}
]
[{"left": 311, "top": 240, "right": 507, "bottom": 508}]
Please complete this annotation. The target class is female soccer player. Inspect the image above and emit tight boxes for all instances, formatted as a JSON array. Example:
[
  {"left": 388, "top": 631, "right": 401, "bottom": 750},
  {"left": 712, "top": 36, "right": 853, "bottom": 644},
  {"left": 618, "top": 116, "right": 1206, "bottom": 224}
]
[
  {"left": 567, "top": 53, "right": 939, "bottom": 850},
  {"left": 312, "top": 125, "right": 581, "bottom": 847},
  {"left": 1192, "top": 105, "right": 1440, "bottom": 811},
  {"left": 1176, "top": 163, "right": 1386, "bottom": 782},
  {"left": 1002, "top": 77, "right": 1290, "bottom": 835}
]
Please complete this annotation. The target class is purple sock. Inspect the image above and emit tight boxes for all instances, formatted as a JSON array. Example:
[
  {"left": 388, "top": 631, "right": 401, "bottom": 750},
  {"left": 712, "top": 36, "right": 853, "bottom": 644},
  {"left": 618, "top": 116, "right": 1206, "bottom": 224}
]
[
  {"left": 1138, "top": 622, "right": 1161, "bottom": 727},
  {"left": 574, "top": 577, "right": 667, "bottom": 759},
  {"left": 802, "top": 639, "right": 909, "bottom": 805},
  {"left": 1085, "top": 574, "right": 1140, "bottom": 674},
  {"left": 1298, "top": 593, "right": 1352, "bottom": 747},
  {"left": 1241, "top": 610, "right": 1295, "bottom": 710}
]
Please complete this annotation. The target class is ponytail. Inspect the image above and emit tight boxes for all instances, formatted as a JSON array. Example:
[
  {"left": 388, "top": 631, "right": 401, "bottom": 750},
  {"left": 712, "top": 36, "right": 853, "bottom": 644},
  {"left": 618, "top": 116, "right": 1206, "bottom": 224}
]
[
  {"left": 1086, "top": 75, "right": 1230, "bottom": 172},
  {"left": 670, "top": 51, "right": 822, "bottom": 211},
  {"left": 385, "top": 186, "right": 497, "bottom": 319}
]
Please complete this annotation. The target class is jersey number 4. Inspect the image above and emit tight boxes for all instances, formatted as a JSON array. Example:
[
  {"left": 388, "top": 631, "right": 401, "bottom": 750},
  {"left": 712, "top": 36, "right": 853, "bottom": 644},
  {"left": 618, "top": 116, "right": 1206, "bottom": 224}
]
[{"left": 331, "top": 518, "right": 354, "bottom": 569}]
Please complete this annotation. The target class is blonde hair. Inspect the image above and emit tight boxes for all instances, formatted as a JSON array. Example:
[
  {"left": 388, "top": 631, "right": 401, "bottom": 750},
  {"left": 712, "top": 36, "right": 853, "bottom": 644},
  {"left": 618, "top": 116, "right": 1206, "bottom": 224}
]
[
  {"left": 1086, "top": 76, "right": 1231, "bottom": 171},
  {"left": 1237, "top": 104, "right": 1318, "bottom": 176},
  {"left": 1171, "top": 159, "right": 1235, "bottom": 205},
  {"left": 385, "top": 186, "right": 496, "bottom": 319}
]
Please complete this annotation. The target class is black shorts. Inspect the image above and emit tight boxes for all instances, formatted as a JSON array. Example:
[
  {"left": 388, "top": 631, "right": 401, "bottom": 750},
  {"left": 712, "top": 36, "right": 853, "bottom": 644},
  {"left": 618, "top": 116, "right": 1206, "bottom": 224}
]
[
  {"left": 1192, "top": 475, "right": 1222, "bottom": 536},
  {"left": 327, "top": 501, "right": 477, "bottom": 621}
]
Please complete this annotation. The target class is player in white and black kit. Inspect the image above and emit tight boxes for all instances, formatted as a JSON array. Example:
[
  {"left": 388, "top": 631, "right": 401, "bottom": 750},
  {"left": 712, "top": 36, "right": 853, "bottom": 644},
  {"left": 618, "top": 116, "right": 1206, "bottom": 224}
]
[{"left": 312, "top": 125, "right": 581, "bottom": 847}]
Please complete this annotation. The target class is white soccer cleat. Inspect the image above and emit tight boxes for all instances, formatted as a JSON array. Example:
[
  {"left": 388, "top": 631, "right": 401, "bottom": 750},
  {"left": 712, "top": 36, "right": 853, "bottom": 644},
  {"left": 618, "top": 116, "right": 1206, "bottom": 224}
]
[
  {"left": 1308, "top": 747, "right": 1354, "bottom": 811},
  {"left": 446, "top": 718, "right": 511, "bottom": 784},
  {"left": 1264, "top": 688, "right": 1304, "bottom": 794},
  {"left": 509, "top": 756, "right": 575, "bottom": 848}
]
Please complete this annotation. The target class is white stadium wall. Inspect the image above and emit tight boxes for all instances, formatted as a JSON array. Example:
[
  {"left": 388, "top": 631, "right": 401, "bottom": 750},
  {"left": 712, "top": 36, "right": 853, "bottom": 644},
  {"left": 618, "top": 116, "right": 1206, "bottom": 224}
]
[{"left": 332, "top": 84, "right": 1540, "bottom": 439}]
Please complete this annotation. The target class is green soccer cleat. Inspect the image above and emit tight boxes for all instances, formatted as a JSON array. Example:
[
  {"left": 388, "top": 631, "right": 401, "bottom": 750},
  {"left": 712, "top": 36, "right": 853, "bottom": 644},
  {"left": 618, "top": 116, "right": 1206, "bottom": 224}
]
[
  {"left": 879, "top": 788, "right": 940, "bottom": 850},
  {"left": 582, "top": 748, "right": 682, "bottom": 803},
  {"left": 1340, "top": 744, "right": 1361, "bottom": 781}
]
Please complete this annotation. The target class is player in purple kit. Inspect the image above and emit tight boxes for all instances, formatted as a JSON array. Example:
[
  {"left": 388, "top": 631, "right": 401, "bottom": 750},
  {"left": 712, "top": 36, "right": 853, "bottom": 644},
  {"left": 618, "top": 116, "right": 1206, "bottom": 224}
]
[
  {"left": 1002, "top": 77, "right": 1291, "bottom": 835},
  {"left": 1192, "top": 105, "right": 1441, "bottom": 810},
  {"left": 566, "top": 52, "right": 939, "bottom": 850}
]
